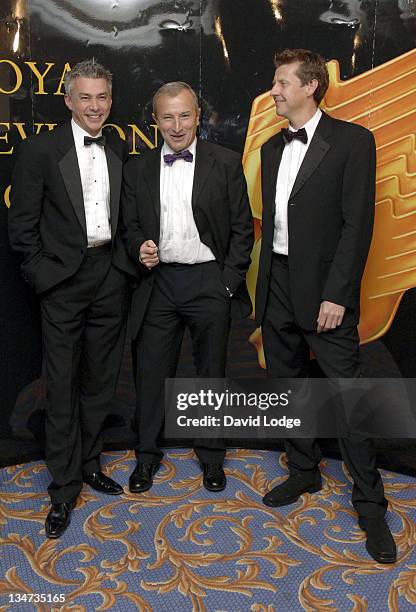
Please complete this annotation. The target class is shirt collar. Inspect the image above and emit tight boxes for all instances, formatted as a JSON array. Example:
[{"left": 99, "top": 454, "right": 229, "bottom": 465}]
[
  {"left": 71, "top": 118, "right": 103, "bottom": 148},
  {"left": 162, "top": 138, "right": 197, "bottom": 164},
  {"left": 289, "top": 108, "right": 322, "bottom": 141}
]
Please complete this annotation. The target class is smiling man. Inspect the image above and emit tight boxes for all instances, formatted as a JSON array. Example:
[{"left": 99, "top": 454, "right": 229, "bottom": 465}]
[
  {"left": 8, "top": 59, "right": 133, "bottom": 538},
  {"left": 255, "top": 49, "right": 396, "bottom": 563},
  {"left": 121, "top": 82, "right": 253, "bottom": 493}
]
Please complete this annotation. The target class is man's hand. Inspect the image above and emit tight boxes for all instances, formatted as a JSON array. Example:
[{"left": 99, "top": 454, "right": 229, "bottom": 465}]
[
  {"left": 139, "top": 240, "right": 159, "bottom": 269},
  {"left": 317, "top": 300, "right": 346, "bottom": 333}
]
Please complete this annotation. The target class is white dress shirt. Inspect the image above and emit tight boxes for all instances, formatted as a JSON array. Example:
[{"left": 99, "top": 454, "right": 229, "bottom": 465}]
[
  {"left": 72, "top": 119, "right": 111, "bottom": 247},
  {"left": 159, "top": 138, "right": 215, "bottom": 264},
  {"left": 273, "top": 108, "right": 322, "bottom": 255}
]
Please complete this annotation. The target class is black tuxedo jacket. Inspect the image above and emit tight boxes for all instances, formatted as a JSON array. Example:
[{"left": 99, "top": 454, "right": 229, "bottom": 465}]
[
  {"left": 255, "top": 111, "right": 376, "bottom": 330},
  {"left": 8, "top": 121, "right": 135, "bottom": 294},
  {"left": 121, "top": 139, "right": 253, "bottom": 339}
]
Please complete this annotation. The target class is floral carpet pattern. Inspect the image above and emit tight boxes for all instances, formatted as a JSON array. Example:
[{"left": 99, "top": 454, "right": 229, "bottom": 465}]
[{"left": 1, "top": 449, "right": 416, "bottom": 611}]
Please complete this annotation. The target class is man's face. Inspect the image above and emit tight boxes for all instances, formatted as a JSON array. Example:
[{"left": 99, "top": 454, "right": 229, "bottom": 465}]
[
  {"left": 64, "top": 77, "right": 112, "bottom": 136},
  {"left": 154, "top": 90, "right": 200, "bottom": 152},
  {"left": 270, "top": 62, "right": 314, "bottom": 121}
]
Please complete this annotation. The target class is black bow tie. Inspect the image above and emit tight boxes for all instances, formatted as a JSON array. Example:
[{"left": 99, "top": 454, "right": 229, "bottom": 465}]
[
  {"left": 84, "top": 135, "right": 106, "bottom": 146},
  {"left": 281, "top": 127, "right": 308, "bottom": 145},
  {"left": 163, "top": 149, "right": 193, "bottom": 166}
]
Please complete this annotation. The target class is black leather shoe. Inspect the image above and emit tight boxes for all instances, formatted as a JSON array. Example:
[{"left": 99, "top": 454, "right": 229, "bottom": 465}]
[
  {"left": 201, "top": 463, "right": 226, "bottom": 492},
  {"left": 45, "top": 502, "right": 74, "bottom": 538},
  {"left": 83, "top": 471, "right": 123, "bottom": 495},
  {"left": 129, "top": 462, "right": 160, "bottom": 493},
  {"left": 263, "top": 471, "right": 322, "bottom": 507},
  {"left": 358, "top": 517, "right": 397, "bottom": 563}
]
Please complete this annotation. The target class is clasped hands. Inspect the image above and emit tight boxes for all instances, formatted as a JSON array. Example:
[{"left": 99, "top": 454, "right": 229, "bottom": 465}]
[
  {"left": 139, "top": 240, "right": 159, "bottom": 269},
  {"left": 317, "top": 300, "right": 346, "bottom": 333}
]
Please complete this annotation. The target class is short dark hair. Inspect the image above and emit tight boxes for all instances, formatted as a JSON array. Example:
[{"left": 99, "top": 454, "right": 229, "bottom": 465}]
[
  {"left": 274, "top": 49, "right": 329, "bottom": 104},
  {"left": 152, "top": 81, "right": 199, "bottom": 115},
  {"left": 64, "top": 59, "right": 112, "bottom": 96}
]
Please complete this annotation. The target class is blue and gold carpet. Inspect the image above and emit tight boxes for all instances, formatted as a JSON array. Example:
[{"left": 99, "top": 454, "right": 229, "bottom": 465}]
[{"left": 1, "top": 450, "right": 416, "bottom": 611}]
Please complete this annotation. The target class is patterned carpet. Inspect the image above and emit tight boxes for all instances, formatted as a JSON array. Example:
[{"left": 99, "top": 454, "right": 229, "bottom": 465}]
[{"left": 1, "top": 449, "right": 416, "bottom": 611}]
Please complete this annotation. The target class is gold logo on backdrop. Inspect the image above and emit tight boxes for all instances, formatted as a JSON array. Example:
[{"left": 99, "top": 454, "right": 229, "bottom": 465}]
[{"left": 243, "top": 50, "right": 416, "bottom": 366}]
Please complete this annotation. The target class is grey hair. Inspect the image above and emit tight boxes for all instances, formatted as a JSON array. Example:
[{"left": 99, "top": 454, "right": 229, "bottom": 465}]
[
  {"left": 64, "top": 59, "right": 112, "bottom": 96},
  {"left": 152, "top": 81, "right": 199, "bottom": 115}
]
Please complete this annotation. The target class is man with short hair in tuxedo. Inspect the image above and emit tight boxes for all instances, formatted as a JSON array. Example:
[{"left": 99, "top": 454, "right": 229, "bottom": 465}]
[
  {"left": 122, "top": 81, "right": 253, "bottom": 494},
  {"left": 9, "top": 59, "right": 134, "bottom": 538},
  {"left": 255, "top": 49, "right": 396, "bottom": 563}
]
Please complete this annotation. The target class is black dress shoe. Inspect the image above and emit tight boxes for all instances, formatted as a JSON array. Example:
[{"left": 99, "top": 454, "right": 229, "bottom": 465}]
[
  {"left": 358, "top": 517, "right": 397, "bottom": 563},
  {"left": 201, "top": 463, "right": 226, "bottom": 492},
  {"left": 129, "top": 462, "right": 160, "bottom": 493},
  {"left": 263, "top": 471, "right": 322, "bottom": 507},
  {"left": 83, "top": 471, "right": 123, "bottom": 495},
  {"left": 45, "top": 502, "right": 75, "bottom": 539},
  {"left": 102, "top": 413, "right": 125, "bottom": 430}
]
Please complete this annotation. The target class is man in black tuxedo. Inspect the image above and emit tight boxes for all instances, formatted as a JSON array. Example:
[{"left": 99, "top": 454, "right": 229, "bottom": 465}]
[
  {"left": 8, "top": 59, "right": 134, "bottom": 538},
  {"left": 122, "top": 82, "right": 253, "bottom": 493},
  {"left": 255, "top": 49, "right": 396, "bottom": 563}
]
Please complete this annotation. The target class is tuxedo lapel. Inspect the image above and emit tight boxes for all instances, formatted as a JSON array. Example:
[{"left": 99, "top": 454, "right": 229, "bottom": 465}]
[
  {"left": 105, "top": 144, "right": 122, "bottom": 239},
  {"left": 192, "top": 140, "right": 215, "bottom": 210},
  {"left": 289, "top": 113, "right": 332, "bottom": 201},
  {"left": 265, "top": 135, "right": 284, "bottom": 217},
  {"left": 57, "top": 123, "right": 87, "bottom": 234},
  {"left": 143, "top": 150, "right": 161, "bottom": 226}
]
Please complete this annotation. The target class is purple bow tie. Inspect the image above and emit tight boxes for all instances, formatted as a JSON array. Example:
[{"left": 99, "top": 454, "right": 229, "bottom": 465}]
[{"left": 163, "top": 149, "right": 193, "bottom": 166}]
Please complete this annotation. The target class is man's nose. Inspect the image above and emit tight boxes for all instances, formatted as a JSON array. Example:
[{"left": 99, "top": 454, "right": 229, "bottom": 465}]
[{"left": 174, "top": 117, "right": 181, "bottom": 131}]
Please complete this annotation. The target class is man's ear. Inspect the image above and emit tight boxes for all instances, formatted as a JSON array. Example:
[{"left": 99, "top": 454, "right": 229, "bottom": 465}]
[
  {"left": 306, "top": 79, "right": 319, "bottom": 98},
  {"left": 64, "top": 94, "right": 73, "bottom": 112}
]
